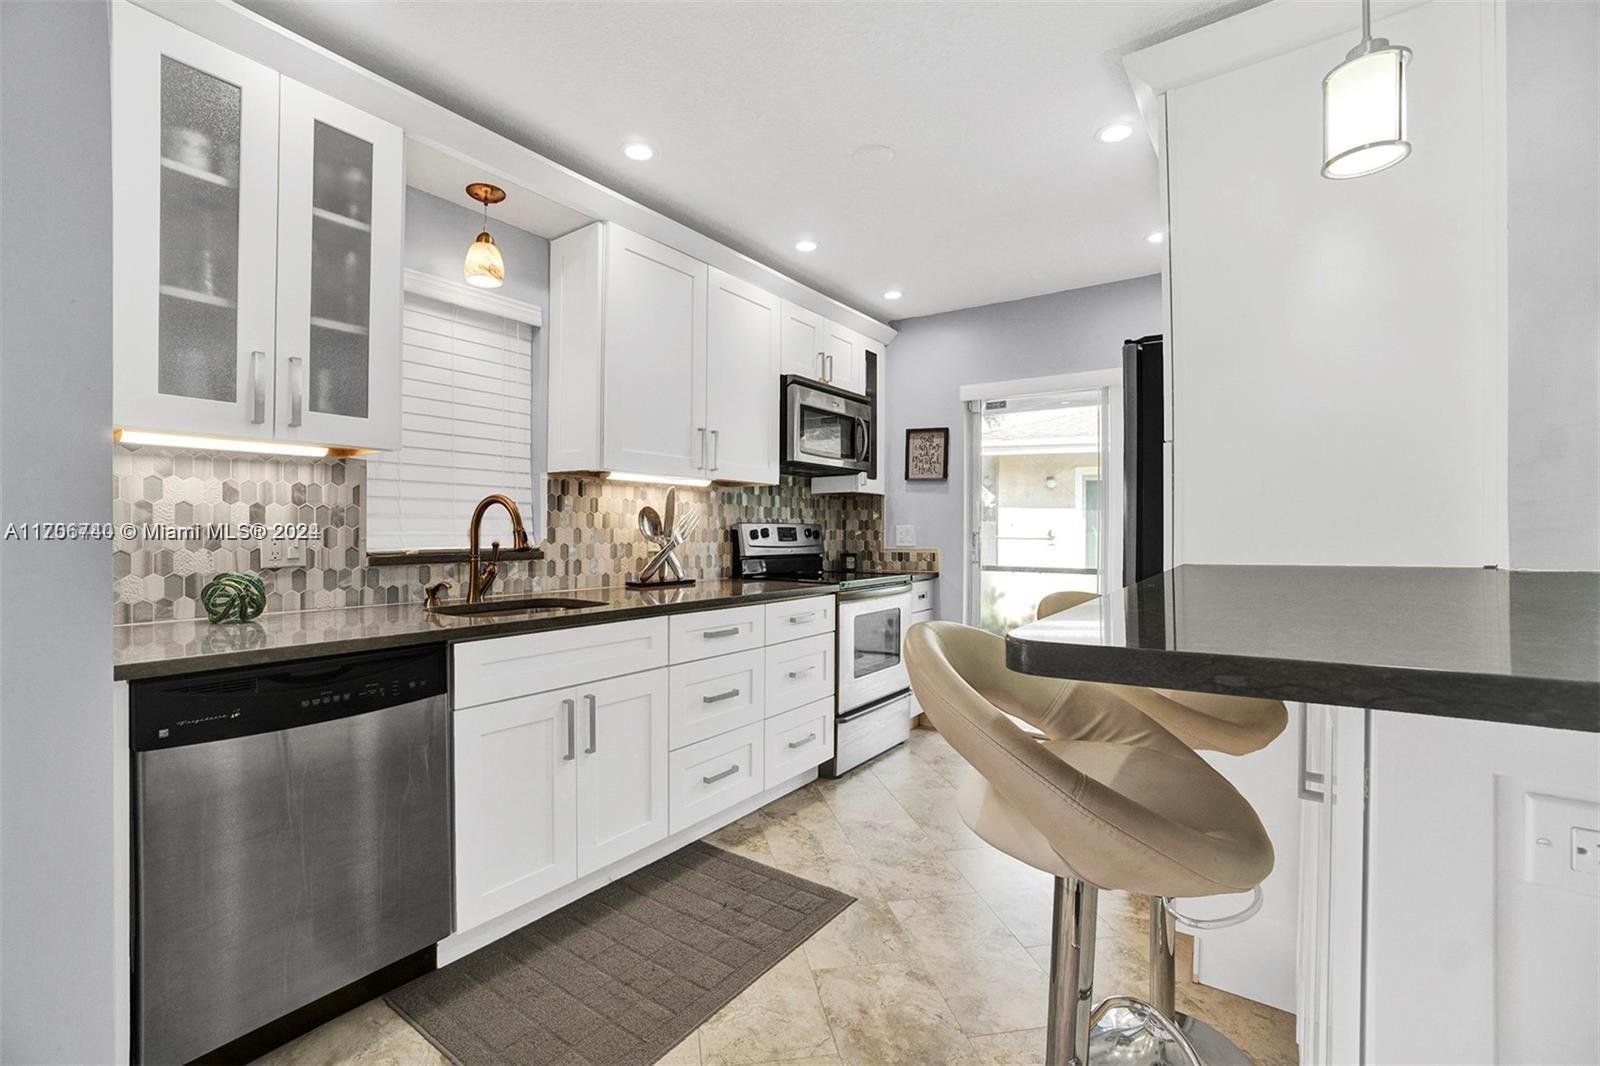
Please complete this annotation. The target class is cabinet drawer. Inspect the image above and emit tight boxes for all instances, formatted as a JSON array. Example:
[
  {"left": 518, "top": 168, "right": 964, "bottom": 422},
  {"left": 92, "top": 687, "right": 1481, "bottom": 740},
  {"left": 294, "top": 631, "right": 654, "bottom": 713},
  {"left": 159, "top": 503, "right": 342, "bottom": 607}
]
[
  {"left": 764, "top": 595, "right": 836, "bottom": 644},
  {"left": 911, "top": 583, "right": 935, "bottom": 613},
  {"left": 454, "top": 618, "right": 668, "bottom": 709},
  {"left": 765, "top": 633, "right": 834, "bottom": 716},
  {"left": 668, "top": 649, "right": 765, "bottom": 750},
  {"left": 668, "top": 722, "right": 765, "bottom": 833},
  {"left": 669, "top": 605, "right": 765, "bottom": 663},
  {"left": 765, "top": 699, "right": 835, "bottom": 787},
  {"left": 911, "top": 609, "right": 933, "bottom": 628}
]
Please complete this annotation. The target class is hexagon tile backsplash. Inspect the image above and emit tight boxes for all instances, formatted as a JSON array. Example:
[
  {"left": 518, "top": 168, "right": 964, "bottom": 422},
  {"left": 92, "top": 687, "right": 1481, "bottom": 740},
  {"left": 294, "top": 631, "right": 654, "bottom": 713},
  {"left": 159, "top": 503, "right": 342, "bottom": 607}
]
[{"left": 112, "top": 445, "right": 936, "bottom": 624}]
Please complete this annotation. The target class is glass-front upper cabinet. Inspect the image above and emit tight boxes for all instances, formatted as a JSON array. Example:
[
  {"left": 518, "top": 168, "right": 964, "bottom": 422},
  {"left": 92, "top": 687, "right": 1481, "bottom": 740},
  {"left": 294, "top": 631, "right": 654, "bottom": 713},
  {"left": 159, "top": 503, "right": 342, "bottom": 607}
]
[
  {"left": 113, "top": 2, "right": 281, "bottom": 440},
  {"left": 112, "top": 4, "right": 402, "bottom": 451},
  {"left": 273, "top": 81, "right": 402, "bottom": 450}
]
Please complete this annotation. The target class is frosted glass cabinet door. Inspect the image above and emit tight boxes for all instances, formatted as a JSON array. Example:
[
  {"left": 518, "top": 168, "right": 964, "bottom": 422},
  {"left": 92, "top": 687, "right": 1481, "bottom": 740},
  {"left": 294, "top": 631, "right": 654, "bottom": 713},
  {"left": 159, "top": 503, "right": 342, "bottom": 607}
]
[
  {"left": 273, "top": 78, "right": 403, "bottom": 451},
  {"left": 112, "top": 3, "right": 281, "bottom": 438}
]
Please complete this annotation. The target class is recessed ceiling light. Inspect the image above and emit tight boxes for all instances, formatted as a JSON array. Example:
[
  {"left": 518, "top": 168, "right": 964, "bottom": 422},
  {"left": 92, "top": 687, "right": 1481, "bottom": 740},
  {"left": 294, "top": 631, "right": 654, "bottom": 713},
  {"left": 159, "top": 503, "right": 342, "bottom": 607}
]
[
  {"left": 622, "top": 142, "right": 655, "bottom": 161},
  {"left": 795, "top": 239, "right": 818, "bottom": 253},
  {"left": 1146, "top": 230, "right": 1166, "bottom": 243},
  {"left": 883, "top": 290, "right": 903, "bottom": 300},
  {"left": 1097, "top": 123, "right": 1135, "bottom": 143}
]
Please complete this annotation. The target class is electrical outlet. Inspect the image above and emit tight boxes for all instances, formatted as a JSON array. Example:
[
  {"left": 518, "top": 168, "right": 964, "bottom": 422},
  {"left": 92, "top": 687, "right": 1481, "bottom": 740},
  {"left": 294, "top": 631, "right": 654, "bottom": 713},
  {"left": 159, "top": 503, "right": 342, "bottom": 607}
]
[
  {"left": 895, "top": 524, "right": 916, "bottom": 547},
  {"left": 259, "top": 538, "right": 309, "bottom": 569},
  {"left": 1574, "top": 828, "right": 1600, "bottom": 875},
  {"left": 1524, "top": 792, "right": 1600, "bottom": 895}
]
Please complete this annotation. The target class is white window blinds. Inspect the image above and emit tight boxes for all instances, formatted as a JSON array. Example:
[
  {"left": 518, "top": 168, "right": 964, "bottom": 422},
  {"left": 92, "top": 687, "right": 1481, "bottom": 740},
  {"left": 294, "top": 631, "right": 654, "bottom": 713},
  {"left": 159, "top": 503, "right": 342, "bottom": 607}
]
[{"left": 365, "top": 287, "right": 537, "bottom": 552}]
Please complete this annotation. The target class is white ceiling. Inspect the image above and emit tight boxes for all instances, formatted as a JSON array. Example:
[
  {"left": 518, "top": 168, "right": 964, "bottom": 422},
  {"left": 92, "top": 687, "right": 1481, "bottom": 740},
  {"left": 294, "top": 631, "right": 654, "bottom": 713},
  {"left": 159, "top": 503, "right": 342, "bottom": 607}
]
[{"left": 244, "top": 0, "right": 1263, "bottom": 321}]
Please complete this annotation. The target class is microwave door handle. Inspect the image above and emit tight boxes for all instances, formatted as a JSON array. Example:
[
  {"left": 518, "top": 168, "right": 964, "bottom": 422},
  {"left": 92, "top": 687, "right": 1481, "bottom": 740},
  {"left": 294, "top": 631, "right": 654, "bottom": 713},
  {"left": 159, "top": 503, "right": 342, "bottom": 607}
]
[{"left": 856, "top": 415, "right": 872, "bottom": 465}]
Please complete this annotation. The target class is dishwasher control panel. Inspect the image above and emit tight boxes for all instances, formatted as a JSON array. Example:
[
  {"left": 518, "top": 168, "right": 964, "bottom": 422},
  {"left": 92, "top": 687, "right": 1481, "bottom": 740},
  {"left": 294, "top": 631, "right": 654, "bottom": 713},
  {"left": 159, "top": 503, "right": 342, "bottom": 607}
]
[{"left": 129, "top": 644, "right": 447, "bottom": 751}]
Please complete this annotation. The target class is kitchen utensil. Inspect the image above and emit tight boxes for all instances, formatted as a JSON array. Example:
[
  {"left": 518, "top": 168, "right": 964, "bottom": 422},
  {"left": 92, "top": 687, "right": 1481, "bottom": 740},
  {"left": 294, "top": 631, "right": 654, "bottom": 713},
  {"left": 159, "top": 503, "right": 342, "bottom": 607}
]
[
  {"left": 639, "top": 506, "right": 663, "bottom": 544},
  {"left": 663, "top": 487, "right": 678, "bottom": 539},
  {"left": 631, "top": 504, "right": 697, "bottom": 588}
]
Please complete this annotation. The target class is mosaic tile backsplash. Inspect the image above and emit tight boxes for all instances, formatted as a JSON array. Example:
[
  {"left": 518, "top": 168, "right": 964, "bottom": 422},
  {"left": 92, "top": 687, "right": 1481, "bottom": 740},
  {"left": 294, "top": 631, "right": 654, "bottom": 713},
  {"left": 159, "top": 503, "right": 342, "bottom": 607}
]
[{"left": 112, "top": 445, "right": 936, "bottom": 623}]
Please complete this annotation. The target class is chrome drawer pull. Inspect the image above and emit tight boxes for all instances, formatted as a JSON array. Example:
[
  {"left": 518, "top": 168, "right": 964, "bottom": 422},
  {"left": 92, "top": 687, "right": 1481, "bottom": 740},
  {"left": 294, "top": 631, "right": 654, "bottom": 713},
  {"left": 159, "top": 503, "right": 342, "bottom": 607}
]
[
  {"left": 585, "top": 693, "right": 597, "bottom": 754},
  {"left": 702, "top": 688, "right": 740, "bottom": 704},
  {"left": 563, "top": 699, "right": 576, "bottom": 761},
  {"left": 786, "top": 612, "right": 817, "bottom": 624},
  {"left": 787, "top": 667, "right": 815, "bottom": 679},
  {"left": 702, "top": 764, "right": 740, "bottom": 784},
  {"left": 703, "top": 626, "right": 741, "bottom": 639},
  {"left": 786, "top": 733, "right": 818, "bottom": 750}
]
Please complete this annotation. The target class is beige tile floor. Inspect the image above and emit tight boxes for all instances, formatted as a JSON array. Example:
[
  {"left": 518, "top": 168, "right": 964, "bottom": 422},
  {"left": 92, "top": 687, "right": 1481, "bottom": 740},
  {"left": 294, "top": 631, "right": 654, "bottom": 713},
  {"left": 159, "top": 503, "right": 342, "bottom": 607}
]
[{"left": 257, "top": 727, "right": 1297, "bottom": 1066}]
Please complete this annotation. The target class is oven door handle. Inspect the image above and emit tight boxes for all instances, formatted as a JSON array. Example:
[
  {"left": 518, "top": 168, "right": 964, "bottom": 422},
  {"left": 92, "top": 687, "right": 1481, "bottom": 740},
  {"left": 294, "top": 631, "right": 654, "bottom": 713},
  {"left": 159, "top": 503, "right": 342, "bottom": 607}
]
[{"left": 838, "top": 582, "right": 911, "bottom": 603}]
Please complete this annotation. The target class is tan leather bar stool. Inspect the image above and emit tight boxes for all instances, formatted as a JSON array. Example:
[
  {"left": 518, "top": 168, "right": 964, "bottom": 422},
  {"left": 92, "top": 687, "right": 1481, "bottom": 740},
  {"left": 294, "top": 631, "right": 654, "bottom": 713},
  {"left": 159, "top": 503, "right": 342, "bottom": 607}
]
[
  {"left": 906, "top": 621, "right": 1274, "bottom": 1066},
  {"left": 1034, "top": 591, "right": 1287, "bottom": 1057}
]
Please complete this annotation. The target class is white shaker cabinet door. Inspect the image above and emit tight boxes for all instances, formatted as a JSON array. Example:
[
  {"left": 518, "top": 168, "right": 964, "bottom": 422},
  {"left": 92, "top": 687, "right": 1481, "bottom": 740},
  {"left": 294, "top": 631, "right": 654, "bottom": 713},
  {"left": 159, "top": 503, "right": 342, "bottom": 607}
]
[
  {"left": 602, "top": 226, "right": 708, "bottom": 479},
  {"left": 824, "top": 320, "right": 865, "bottom": 395},
  {"left": 112, "top": 2, "right": 282, "bottom": 440},
  {"left": 705, "top": 268, "right": 781, "bottom": 484},
  {"left": 273, "top": 77, "right": 403, "bottom": 451},
  {"left": 575, "top": 668, "right": 670, "bottom": 876},
  {"left": 780, "top": 300, "right": 826, "bottom": 381},
  {"left": 454, "top": 689, "right": 579, "bottom": 932}
]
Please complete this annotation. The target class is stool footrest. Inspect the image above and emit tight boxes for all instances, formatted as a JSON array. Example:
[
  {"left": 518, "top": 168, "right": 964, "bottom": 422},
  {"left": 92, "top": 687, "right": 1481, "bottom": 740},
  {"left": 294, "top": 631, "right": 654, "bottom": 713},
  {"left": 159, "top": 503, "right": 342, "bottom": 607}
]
[{"left": 1165, "top": 885, "right": 1264, "bottom": 931}]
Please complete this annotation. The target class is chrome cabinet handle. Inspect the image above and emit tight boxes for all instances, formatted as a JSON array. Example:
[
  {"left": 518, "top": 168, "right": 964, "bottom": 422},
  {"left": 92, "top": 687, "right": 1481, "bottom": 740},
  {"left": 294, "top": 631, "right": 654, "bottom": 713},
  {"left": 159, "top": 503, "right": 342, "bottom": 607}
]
[
  {"left": 287, "top": 355, "right": 304, "bottom": 427},
  {"left": 827, "top": 355, "right": 834, "bottom": 382},
  {"left": 787, "top": 667, "right": 815, "bottom": 679},
  {"left": 786, "top": 612, "right": 817, "bottom": 625},
  {"left": 710, "top": 429, "right": 720, "bottom": 472},
  {"left": 817, "top": 351, "right": 827, "bottom": 381},
  {"left": 585, "top": 693, "right": 597, "bottom": 754},
  {"left": 702, "top": 626, "right": 741, "bottom": 639},
  {"left": 250, "top": 350, "right": 267, "bottom": 424},
  {"left": 701, "top": 689, "right": 740, "bottom": 704},
  {"left": 702, "top": 764, "right": 739, "bottom": 785},
  {"left": 786, "top": 733, "right": 817, "bottom": 750},
  {"left": 563, "top": 699, "right": 576, "bottom": 761},
  {"left": 697, "top": 427, "right": 707, "bottom": 469},
  {"left": 1298, "top": 704, "right": 1326, "bottom": 802}
]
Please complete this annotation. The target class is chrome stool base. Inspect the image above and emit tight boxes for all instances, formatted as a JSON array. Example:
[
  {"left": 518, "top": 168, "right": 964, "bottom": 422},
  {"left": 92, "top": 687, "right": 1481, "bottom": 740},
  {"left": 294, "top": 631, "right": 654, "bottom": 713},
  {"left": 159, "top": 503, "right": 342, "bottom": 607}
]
[{"left": 1088, "top": 998, "right": 1253, "bottom": 1066}]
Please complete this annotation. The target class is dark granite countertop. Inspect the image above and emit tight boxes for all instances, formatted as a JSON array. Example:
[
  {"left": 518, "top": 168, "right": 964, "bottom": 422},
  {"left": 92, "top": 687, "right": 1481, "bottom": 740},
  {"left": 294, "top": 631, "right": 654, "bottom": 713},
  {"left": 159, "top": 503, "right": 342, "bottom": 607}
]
[
  {"left": 1006, "top": 565, "right": 1600, "bottom": 732},
  {"left": 113, "top": 579, "right": 839, "bottom": 681}
]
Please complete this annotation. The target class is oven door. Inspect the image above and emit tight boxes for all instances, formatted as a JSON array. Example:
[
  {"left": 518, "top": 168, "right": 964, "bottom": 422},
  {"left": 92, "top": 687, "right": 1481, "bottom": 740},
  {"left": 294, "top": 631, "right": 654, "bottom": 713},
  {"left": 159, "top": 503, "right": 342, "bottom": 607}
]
[
  {"left": 783, "top": 379, "right": 872, "bottom": 476},
  {"left": 837, "top": 586, "right": 912, "bottom": 713}
]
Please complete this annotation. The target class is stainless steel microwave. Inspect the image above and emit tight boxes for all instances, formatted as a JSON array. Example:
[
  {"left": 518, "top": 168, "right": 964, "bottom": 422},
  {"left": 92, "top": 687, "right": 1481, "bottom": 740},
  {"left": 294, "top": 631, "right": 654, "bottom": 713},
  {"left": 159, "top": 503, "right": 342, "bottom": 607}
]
[{"left": 781, "top": 376, "right": 874, "bottom": 477}]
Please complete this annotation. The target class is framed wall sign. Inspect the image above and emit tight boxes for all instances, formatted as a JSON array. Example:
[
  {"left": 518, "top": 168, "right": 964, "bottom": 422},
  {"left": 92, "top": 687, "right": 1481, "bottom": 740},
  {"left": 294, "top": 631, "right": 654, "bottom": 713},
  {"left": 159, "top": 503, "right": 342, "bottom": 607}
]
[{"left": 905, "top": 427, "right": 950, "bottom": 481}]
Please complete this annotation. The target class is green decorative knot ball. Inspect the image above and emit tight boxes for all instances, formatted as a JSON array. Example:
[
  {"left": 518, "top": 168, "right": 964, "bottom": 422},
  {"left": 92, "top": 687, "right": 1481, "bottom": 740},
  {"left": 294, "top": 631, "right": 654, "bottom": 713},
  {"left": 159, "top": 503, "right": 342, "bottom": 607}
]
[{"left": 201, "top": 572, "right": 266, "bottom": 624}]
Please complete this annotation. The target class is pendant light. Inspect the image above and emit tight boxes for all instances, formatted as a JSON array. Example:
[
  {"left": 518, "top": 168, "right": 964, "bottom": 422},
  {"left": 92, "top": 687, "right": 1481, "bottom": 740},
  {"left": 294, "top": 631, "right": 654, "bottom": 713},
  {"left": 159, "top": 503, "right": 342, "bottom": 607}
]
[
  {"left": 463, "top": 182, "right": 507, "bottom": 288},
  {"left": 1322, "top": 0, "right": 1412, "bottom": 179}
]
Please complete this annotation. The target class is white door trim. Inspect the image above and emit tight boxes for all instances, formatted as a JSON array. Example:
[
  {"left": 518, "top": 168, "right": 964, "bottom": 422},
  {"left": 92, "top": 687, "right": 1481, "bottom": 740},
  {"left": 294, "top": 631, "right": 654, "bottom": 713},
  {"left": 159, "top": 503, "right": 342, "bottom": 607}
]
[{"left": 959, "top": 368, "right": 1120, "bottom": 404}]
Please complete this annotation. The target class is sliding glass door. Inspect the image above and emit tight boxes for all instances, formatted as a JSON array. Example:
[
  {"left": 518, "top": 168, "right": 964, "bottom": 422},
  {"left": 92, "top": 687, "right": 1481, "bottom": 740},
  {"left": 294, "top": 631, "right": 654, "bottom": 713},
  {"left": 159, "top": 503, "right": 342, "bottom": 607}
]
[{"left": 966, "top": 387, "right": 1114, "bottom": 634}]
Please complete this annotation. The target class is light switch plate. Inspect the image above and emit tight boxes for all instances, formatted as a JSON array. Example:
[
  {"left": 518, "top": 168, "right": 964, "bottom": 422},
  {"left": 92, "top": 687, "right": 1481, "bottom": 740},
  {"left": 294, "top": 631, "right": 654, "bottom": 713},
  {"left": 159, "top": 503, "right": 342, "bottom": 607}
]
[
  {"left": 895, "top": 525, "right": 917, "bottom": 547},
  {"left": 1524, "top": 791, "right": 1600, "bottom": 895}
]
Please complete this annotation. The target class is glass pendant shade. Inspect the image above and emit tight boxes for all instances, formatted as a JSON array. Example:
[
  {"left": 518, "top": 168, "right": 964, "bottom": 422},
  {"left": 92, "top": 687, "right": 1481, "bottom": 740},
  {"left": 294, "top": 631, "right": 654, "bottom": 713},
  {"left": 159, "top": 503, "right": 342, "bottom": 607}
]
[
  {"left": 464, "top": 230, "right": 505, "bottom": 288},
  {"left": 1323, "top": 42, "right": 1411, "bottom": 179}
]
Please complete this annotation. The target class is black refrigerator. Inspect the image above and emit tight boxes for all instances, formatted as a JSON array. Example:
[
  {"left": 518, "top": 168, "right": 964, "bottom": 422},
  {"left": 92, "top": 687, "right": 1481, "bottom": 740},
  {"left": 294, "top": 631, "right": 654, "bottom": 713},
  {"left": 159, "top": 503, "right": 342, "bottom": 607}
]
[{"left": 1122, "top": 334, "right": 1165, "bottom": 586}]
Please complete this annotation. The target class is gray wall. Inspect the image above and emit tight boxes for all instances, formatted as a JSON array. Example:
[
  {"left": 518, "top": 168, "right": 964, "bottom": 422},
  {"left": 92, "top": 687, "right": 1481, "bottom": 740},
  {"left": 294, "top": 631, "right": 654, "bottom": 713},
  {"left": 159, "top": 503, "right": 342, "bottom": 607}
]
[
  {"left": 1506, "top": 0, "right": 1599, "bottom": 572},
  {"left": 0, "top": 2, "right": 120, "bottom": 1061},
  {"left": 884, "top": 275, "right": 1164, "bottom": 617},
  {"left": 403, "top": 186, "right": 552, "bottom": 481}
]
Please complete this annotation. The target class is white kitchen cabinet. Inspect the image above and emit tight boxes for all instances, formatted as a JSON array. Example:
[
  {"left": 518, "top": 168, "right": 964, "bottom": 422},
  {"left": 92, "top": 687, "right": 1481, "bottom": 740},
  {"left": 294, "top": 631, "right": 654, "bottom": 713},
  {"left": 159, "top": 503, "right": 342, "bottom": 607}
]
[
  {"left": 705, "top": 268, "right": 781, "bottom": 483},
  {"left": 111, "top": 3, "right": 402, "bottom": 451},
  {"left": 548, "top": 223, "right": 783, "bottom": 485},
  {"left": 763, "top": 595, "right": 836, "bottom": 644},
  {"left": 271, "top": 79, "right": 402, "bottom": 450},
  {"left": 454, "top": 690, "right": 578, "bottom": 931},
  {"left": 453, "top": 618, "right": 668, "bottom": 709},
  {"left": 780, "top": 300, "right": 827, "bottom": 380},
  {"left": 669, "top": 722, "right": 765, "bottom": 833},
  {"left": 764, "top": 633, "right": 834, "bottom": 715},
  {"left": 1294, "top": 704, "right": 1366, "bottom": 1066},
  {"left": 825, "top": 320, "right": 866, "bottom": 394},
  {"left": 575, "top": 670, "right": 670, "bottom": 876},
  {"left": 669, "top": 648, "right": 766, "bottom": 751},
  {"left": 668, "top": 604, "right": 765, "bottom": 663},
  {"left": 765, "top": 699, "right": 835, "bottom": 787}
]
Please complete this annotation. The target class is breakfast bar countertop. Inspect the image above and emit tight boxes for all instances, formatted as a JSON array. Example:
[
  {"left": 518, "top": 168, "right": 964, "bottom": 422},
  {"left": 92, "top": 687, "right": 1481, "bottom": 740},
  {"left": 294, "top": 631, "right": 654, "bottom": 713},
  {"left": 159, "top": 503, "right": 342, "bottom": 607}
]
[
  {"left": 113, "top": 579, "right": 840, "bottom": 682},
  {"left": 1005, "top": 564, "right": 1600, "bottom": 732}
]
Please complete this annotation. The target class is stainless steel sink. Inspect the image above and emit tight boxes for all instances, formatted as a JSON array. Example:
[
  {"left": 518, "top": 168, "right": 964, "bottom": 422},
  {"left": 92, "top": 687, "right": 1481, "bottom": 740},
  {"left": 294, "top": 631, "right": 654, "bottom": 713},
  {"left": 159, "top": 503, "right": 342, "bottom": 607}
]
[{"left": 429, "top": 596, "right": 608, "bottom": 617}]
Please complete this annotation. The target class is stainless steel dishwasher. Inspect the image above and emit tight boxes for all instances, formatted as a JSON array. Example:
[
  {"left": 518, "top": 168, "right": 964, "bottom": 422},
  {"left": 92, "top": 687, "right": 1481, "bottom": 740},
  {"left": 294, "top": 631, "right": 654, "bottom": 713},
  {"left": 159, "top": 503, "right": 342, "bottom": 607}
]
[{"left": 131, "top": 644, "right": 453, "bottom": 1065}]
